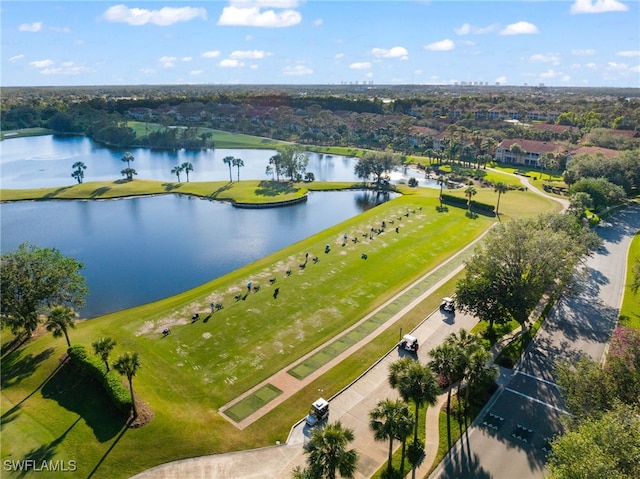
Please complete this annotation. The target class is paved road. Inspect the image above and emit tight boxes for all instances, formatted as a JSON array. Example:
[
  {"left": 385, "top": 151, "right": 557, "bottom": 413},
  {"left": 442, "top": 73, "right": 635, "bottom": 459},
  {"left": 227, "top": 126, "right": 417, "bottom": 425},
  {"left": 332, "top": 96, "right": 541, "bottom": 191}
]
[{"left": 427, "top": 204, "right": 640, "bottom": 479}]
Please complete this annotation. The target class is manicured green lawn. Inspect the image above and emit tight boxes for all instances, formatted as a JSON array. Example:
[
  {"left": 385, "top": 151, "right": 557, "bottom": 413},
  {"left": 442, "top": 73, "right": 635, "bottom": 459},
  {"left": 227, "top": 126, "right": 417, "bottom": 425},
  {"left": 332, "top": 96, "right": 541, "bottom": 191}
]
[
  {"left": 1, "top": 186, "right": 503, "bottom": 478},
  {"left": 1, "top": 127, "right": 53, "bottom": 140},
  {"left": 619, "top": 231, "right": 640, "bottom": 330}
]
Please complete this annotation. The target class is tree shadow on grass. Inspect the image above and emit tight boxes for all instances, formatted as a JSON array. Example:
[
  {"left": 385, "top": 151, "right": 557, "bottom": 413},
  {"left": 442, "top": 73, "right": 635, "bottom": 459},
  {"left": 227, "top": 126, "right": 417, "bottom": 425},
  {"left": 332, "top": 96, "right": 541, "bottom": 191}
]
[
  {"left": 16, "top": 417, "right": 81, "bottom": 479},
  {"left": 161, "top": 182, "right": 182, "bottom": 192},
  {"left": 90, "top": 186, "right": 111, "bottom": 197},
  {"left": 254, "top": 180, "right": 299, "bottom": 197},
  {"left": 42, "top": 186, "right": 72, "bottom": 199},
  {"left": 41, "top": 360, "right": 128, "bottom": 443},
  {"left": 207, "top": 183, "right": 232, "bottom": 199},
  {"left": 1, "top": 347, "right": 55, "bottom": 390}
]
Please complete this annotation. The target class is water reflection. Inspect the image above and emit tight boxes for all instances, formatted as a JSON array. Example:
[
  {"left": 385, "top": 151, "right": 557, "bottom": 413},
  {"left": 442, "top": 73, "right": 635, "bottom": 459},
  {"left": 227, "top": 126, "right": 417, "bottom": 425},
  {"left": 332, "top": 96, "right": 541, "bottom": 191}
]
[{"left": 1, "top": 190, "right": 395, "bottom": 317}]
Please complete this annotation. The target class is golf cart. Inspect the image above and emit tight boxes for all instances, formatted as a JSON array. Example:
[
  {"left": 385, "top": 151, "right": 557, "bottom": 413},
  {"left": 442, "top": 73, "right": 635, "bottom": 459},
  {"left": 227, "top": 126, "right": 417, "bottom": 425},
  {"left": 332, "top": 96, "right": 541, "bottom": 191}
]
[
  {"left": 398, "top": 334, "right": 419, "bottom": 353},
  {"left": 440, "top": 297, "right": 455, "bottom": 313},
  {"left": 305, "top": 398, "right": 329, "bottom": 427}
]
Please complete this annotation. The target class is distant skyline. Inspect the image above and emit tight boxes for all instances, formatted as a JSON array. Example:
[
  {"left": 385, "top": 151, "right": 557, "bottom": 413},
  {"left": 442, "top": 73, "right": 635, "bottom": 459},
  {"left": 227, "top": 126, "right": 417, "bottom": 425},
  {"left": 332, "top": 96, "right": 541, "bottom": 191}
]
[{"left": 1, "top": 0, "right": 639, "bottom": 88}]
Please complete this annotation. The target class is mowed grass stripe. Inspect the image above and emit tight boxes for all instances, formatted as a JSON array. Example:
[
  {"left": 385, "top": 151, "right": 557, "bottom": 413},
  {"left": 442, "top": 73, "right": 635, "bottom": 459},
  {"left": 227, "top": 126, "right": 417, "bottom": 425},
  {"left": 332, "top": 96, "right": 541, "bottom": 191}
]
[{"left": 223, "top": 384, "right": 283, "bottom": 422}]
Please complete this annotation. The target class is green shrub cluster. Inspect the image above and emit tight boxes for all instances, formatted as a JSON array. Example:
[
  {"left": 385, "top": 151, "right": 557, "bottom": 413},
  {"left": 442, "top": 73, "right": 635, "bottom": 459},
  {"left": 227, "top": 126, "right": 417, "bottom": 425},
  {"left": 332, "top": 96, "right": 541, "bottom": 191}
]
[
  {"left": 67, "top": 345, "right": 132, "bottom": 413},
  {"left": 440, "top": 193, "right": 495, "bottom": 215}
]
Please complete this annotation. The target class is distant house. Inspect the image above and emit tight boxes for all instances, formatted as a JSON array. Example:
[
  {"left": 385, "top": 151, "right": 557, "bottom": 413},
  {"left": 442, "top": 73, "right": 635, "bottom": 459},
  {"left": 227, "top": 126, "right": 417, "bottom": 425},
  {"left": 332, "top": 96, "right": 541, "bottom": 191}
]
[
  {"left": 495, "top": 139, "right": 567, "bottom": 167},
  {"left": 570, "top": 146, "right": 620, "bottom": 158},
  {"left": 408, "top": 126, "right": 439, "bottom": 147},
  {"left": 531, "top": 123, "right": 580, "bottom": 136}
]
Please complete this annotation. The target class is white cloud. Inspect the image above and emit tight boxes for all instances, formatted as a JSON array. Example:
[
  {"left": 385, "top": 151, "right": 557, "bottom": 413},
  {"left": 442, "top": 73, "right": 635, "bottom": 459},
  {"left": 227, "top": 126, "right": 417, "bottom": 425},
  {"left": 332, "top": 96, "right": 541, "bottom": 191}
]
[
  {"left": 283, "top": 65, "right": 313, "bottom": 76},
  {"left": 190, "top": 70, "right": 204, "bottom": 76},
  {"left": 314, "top": 18, "right": 323, "bottom": 26},
  {"left": 571, "top": 49, "right": 597, "bottom": 56},
  {"left": 585, "top": 62, "right": 598, "bottom": 69},
  {"left": 230, "top": 0, "right": 300, "bottom": 7},
  {"left": 50, "top": 26, "right": 71, "bottom": 33},
  {"left": 495, "top": 75, "right": 507, "bottom": 85},
  {"left": 102, "top": 5, "right": 207, "bottom": 26},
  {"left": 454, "top": 22, "right": 497, "bottom": 35},
  {"left": 217, "top": 6, "right": 301, "bottom": 27},
  {"left": 219, "top": 59, "right": 245, "bottom": 67},
  {"left": 230, "top": 50, "right": 268, "bottom": 59},
  {"left": 334, "top": 53, "right": 344, "bottom": 60},
  {"left": 500, "top": 21, "right": 539, "bottom": 35},
  {"left": 158, "top": 56, "right": 177, "bottom": 68},
  {"left": 570, "top": 0, "right": 628, "bottom": 14},
  {"left": 540, "top": 69, "right": 559, "bottom": 79},
  {"left": 617, "top": 50, "right": 640, "bottom": 57},
  {"left": 371, "top": 46, "right": 408, "bottom": 60},
  {"left": 530, "top": 53, "right": 561, "bottom": 65},
  {"left": 18, "top": 22, "right": 43, "bottom": 32},
  {"left": 29, "top": 59, "right": 54, "bottom": 68},
  {"left": 181, "top": 57, "right": 192, "bottom": 62},
  {"left": 9, "top": 55, "right": 25, "bottom": 62},
  {"left": 562, "top": 75, "right": 571, "bottom": 82},
  {"left": 349, "top": 62, "right": 372, "bottom": 69},
  {"left": 424, "top": 39, "right": 455, "bottom": 52},
  {"left": 202, "top": 51, "right": 221, "bottom": 58}
]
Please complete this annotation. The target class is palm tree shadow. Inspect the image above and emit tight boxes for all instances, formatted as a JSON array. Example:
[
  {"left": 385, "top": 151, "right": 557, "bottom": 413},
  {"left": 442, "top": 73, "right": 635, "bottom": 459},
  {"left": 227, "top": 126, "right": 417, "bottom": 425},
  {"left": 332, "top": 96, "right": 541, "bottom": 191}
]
[
  {"left": 16, "top": 417, "right": 82, "bottom": 478},
  {"left": 161, "top": 183, "right": 182, "bottom": 192},
  {"left": 86, "top": 418, "right": 132, "bottom": 479}
]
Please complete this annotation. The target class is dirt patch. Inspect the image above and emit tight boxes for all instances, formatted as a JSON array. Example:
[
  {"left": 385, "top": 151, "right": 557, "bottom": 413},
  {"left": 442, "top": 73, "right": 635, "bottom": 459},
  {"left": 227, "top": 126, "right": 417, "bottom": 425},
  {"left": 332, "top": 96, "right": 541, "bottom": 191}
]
[{"left": 128, "top": 393, "right": 155, "bottom": 428}]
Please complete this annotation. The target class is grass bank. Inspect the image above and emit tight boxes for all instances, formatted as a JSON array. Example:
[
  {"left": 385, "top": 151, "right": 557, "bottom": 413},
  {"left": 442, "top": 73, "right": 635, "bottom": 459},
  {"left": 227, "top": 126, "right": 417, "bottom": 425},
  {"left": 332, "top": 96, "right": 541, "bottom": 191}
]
[{"left": 620, "top": 230, "right": 640, "bottom": 330}]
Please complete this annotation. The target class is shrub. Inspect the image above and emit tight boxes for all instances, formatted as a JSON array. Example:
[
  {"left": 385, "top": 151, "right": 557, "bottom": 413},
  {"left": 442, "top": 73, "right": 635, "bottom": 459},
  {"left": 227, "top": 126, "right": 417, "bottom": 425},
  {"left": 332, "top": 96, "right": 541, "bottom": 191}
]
[
  {"left": 440, "top": 193, "right": 495, "bottom": 215},
  {"left": 67, "top": 345, "right": 132, "bottom": 413}
]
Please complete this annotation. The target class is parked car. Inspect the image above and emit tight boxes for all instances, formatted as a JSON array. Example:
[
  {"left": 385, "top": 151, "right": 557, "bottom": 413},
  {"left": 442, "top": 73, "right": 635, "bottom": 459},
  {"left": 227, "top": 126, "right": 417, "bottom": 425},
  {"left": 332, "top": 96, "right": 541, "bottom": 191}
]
[
  {"left": 398, "top": 334, "right": 419, "bottom": 353},
  {"left": 440, "top": 297, "right": 455, "bottom": 313},
  {"left": 305, "top": 397, "right": 330, "bottom": 427}
]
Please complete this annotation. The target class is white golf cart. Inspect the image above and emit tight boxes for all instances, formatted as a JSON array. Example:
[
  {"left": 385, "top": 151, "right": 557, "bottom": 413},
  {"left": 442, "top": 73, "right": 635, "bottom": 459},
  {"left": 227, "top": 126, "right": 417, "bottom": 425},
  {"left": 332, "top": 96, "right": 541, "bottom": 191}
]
[
  {"left": 305, "top": 397, "right": 330, "bottom": 427},
  {"left": 398, "top": 334, "right": 419, "bottom": 353}
]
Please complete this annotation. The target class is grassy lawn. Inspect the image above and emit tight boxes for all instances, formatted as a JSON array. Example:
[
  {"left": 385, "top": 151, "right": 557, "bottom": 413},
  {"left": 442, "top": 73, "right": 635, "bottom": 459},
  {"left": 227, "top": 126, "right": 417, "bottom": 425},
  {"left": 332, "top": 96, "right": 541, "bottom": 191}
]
[
  {"left": 619, "top": 231, "right": 640, "bottom": 330},
  {"left": 1, "top": 127, "right": 53, "bottom": 140},
  {"left": 126, "top": 122, "right": 289, "bottom": 149},
  {"left": 2, "top": 185, "right": 507, "bottom": 478}
]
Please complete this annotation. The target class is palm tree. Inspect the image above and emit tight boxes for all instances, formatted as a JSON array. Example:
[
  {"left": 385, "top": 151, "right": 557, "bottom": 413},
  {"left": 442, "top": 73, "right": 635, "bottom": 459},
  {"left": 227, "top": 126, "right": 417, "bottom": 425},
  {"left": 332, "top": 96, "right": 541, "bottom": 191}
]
[
  {"left": 171, "top": 165, "right": 183, "bottom": 182},
  {"left": 269, "top": 153, "right": 282, "bottom": 181},
  {"left": 388, "top": 358, "right": 439, "bottom": 444},
  {"left": 369, "top": 398, "right": 407, "bottom": 476},
  {"left": 121, "top": 152, "right": 134, "bottom": 169},
  {"left": 303, "top": 421, "right": 358, "bottom": 479},
  {"left": 113, "top": 352, "right": 141, "bottom": 418},
  {"left": 92, "top": 337, "right": 117, "bottom": 372},
  {"left": 463, "top": 348, "right": 496, "bottom": 422},
  {"left": 394, "top": 404, "right": 414, "bottom": 477},
  {"left": 71, "top": 161, "right": 86, "bottom": 184},
  {"left": 223, "top": 156, "right": 235, "bottom": 182},
  {"left": 45, "top": 306, "right": 75, "bottom": 347},
  {"left": 494, "top": 181, "right": 509, "bottom": 217},
  {"left": 428, "top": 342, "right": 464, "bottom": 446},
  {"left": 509, "top": 142, "right": 524, "bottom": 165},
  {"left": 120, "top": 167, "right": 137, "bottom": 180},
  {"left": 464, "top": 184, "right": 477, "bottom": 213},
  {"left": 181, "top": 162, "right": 194, "bottom": 182},
  {"left": 232, "top": 157, "right": 244, "bottom": 182},
  {"left": 437, "top": 175, "right": 447, "bottom": 209}
]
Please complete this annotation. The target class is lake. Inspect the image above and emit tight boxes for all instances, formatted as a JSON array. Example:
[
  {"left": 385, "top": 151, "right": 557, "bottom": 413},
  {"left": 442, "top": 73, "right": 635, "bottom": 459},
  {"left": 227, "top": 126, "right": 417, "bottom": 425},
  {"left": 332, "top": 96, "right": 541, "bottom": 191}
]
[{"left": 1, "top": 135, "right": 432, "bottom": 317}]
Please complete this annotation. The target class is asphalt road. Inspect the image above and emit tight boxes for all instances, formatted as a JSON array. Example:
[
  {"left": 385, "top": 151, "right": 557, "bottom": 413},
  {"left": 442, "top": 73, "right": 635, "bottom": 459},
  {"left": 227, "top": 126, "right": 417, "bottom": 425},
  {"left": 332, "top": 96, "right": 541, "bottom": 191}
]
[{"left": 427, "top": 204, "right": 640, "bottom": 479}]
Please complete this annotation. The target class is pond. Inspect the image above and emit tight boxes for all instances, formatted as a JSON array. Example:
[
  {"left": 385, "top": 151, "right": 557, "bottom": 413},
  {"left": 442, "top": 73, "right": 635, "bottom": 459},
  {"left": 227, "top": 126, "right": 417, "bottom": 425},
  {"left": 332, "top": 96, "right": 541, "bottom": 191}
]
[
  {"left": 1, "top": 134, "right": 434, "bottom": 317},
  {"left": 1, "top": 191, "right": 394, "bottom": 317}
]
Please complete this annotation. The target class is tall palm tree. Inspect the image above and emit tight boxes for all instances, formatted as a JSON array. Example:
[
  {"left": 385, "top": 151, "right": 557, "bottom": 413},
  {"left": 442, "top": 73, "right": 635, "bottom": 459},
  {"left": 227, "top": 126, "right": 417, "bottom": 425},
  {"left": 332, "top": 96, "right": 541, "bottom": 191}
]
[
  {"left": 45, "top": 306, "right": 76, "bottom": 347},
  {"left": 369, "top": 398, "right": 406, "bottom": 476},
  {"left": 181, "top": 162, "right": 194, "bottom": 182},
  {"left": 113, "top": 352, "right": 141, "bottom": 418},
  {"left": 494, "top": 181, "right": 509, "bottom": 217},
  {"left": 232, "top": 157, "right": 245, "bottom": 182},
  {"left": 394, "top": 404, "right": 414, "bottom": 477},
  {"left": 388, "top": 358, "right": 439, "bottom": 444},
  {"left": 171, "top": 165, "right": 183, "bottom": 182},
  {"left": 222, "top": 156, "right": 235, "bottom": 182},
  {"left": 428, "top": 342, "right": 464, "bottom": 446},
  {"left": 437, "top": 175, "right": 447, "bottom": 209},
  {"left": 444, "top": 329, "right": 482, "bottom": 419},
  {"left": 71, "top": 161, "right": 86, "bottom": 184},
  {"left": 303, "top": 421, "right": 358, "bottom": 479},
  {"left": 92, "top": 337, "right": 117, "bottom": 372},
  {"left": 509, "top": 142, "right": 524, "bottom": 165},
  {"left": 464, "top": 184, "right": 477, "bottom": 213},
  {"left": 121, "top": 152, "right": 134, "bottom": 168},
  {"left": 463, "top": 348, "right": 496, "bottom": 422}
]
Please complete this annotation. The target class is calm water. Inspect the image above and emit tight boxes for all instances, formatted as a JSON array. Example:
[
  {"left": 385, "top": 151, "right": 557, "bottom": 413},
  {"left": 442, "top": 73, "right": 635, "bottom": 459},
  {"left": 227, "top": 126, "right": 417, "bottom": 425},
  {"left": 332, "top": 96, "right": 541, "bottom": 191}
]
[
  {"left": 0, "top": 135, "right": 361, "bottom": 189},
  {"left": 1, "top": 191, "right": 392, "bottom": 317},
  {"left": 1, "top": 135, "right": 429, "bottom": 317}
]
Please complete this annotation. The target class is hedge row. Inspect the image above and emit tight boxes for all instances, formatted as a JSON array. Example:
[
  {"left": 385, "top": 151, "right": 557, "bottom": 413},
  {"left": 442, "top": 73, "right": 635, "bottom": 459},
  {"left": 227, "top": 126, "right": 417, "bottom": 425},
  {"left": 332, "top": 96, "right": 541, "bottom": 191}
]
[
  {"left": 67, "top": 345, "right": 132, "bottom": 413},
  {"left": 440, "top": 193, "right": 496, "bottom": 214}
]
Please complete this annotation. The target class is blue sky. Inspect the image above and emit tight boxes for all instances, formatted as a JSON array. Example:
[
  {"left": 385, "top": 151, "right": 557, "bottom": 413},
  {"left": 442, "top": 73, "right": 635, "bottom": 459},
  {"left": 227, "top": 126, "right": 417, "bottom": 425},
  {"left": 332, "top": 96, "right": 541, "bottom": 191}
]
[{"left": 2, "top": 0, "right": 639, "bottom": 87}]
